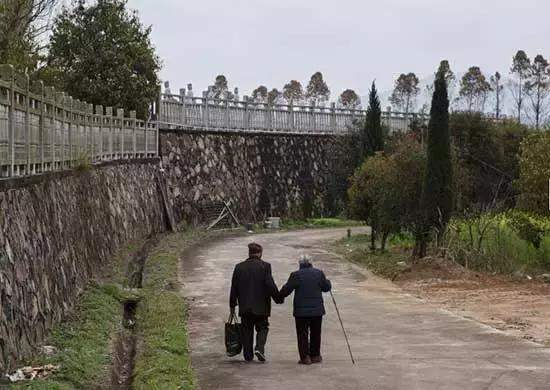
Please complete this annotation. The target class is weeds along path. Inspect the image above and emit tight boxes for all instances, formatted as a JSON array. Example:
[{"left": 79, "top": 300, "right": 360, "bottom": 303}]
[{"left": 180, "top": 228, "right": 550, "bottom": 390}]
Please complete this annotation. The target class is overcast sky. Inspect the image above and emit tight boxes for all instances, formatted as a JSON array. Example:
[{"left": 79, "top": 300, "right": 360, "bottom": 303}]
[{"left": 128, "top": 0, "right": 550, "bottom": 101}]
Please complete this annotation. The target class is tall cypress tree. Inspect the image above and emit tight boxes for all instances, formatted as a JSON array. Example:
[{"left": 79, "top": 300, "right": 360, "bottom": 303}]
[
  {"left": 362, "top": 81, "right": 384, "bottom": 158},
  {"left": 415, "top": 63, "right": 453, "bottom": 258}
]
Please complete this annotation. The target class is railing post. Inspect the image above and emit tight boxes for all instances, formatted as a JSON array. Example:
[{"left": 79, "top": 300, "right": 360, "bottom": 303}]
[
  {"left": 67, "top": 96, "right": 74, "bottom": 167},
  {"left": 35, "top": 81, "right": 45, "bottom": 173},
  {"left": 179, "top": 88, "right": 186, "bottom": 127},
  {"left": 130, "top": 110, "right": 137, "bottom": 158},
  {"left": 310, "top": 101, "right": 316, "bottom": 133},
  {"left": 202, "top": 91, "right": 209, "bottom": 129},
  {"left": 117, "top": 108, "right": 124, "bottom": 158},
  {"left": 24, "top": 73, "right": 31, "bottom": 174},
  {"left": 289, "top": 100, "right": 295, "bottom": 131},
  {"left": 243, "top": 96, "right": 249, "bottom": 130},
  {"left": 45, "top": 87, "right": 55, "bottom": 170},
  {"left": 330, "top": 102, "right": 336, "bottom": 132},
  {"left": 105, "top": 107, "right": 113, "bottom": 160},
  {"left": 96, "top": 105, "right": 103, "bottom": 160},
  {"left": 225, "top": 99, "right": 230, "bottom": 128},
  {"left": 4, "top": 66, "right": 15, "bottom": 176}
]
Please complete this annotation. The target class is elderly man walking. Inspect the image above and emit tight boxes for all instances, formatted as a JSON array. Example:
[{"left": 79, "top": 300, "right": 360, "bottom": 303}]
[
  {"left": 229, "top": 243, "right": 281, "bottom": 362},
  {"left": 279, "top": 255, "right": 332, "bottom": 365}
]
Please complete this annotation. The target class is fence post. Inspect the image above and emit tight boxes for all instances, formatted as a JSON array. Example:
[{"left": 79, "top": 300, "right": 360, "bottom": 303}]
[
  {"left": 330, "top": 103, "right": 336, "bottom": 132},
  {"left": 310, "top": 101, "right": 316, "bottom": 133},
  {"left": 130, "top": 110, "right": 137, "bottom": 157},
  {"left": 117, "top": 108, "right": 124, "bottom": 158}
]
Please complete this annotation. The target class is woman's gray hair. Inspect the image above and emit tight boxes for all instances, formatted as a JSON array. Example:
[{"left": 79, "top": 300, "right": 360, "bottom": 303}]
[{"left": 298, "top": 254, "right": 312, "bottom": 267}]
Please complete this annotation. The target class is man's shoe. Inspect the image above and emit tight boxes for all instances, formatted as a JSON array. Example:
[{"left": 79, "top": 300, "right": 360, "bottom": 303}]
[
  {"left": 255, "top": 350, "right": 266, "bottom": 362},
  {"left": 298, "top": 356, "right": 312, "bottom": 365},
  {"left": 311, "top": 356, "right": 323, "bottom": 364}
]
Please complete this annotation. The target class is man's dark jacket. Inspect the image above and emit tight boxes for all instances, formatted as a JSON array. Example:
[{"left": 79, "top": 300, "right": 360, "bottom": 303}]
[
  {"left": 279, "top": 265, "right": 331, "bottom": 317},
  {"left": 230, "top": 257, "right": 280, "bottom": 317}
]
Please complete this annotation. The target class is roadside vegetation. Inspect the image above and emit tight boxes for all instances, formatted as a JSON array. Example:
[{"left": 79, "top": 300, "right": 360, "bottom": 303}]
[
  {"left": 8, "top": 243, "right": 135, "bottom": 389},
  {"left": 346, "top": 59, "right": 549, "bottom": 279},
  {"left": 132, "top": 230, "right": 208, "bottom": 390}
]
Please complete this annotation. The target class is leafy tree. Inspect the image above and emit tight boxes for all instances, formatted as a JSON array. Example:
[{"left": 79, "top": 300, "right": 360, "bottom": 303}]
[
  {"left": 267, "top": 88, "right": 282, "bottom": 105},
  {"left": 510, "top": 50, "right": 531, "bottom": 123},
  {"left": 305, "top": 71, "right": 330, "bottom": 105},
  {"left": 490, "top": 71, "right": 504, "bottom": 119},
  {"left": 362, "top": 81, "right": 384, "bottom": 158},
  {"left": 338, "top": 89, "right": 361, "bottom": 109},
  {"left": 251, "top": 85, "right": 268, "bottom": 103},
  {"left": 348, "top": 137, "right": 426, "bottom": 251},
  {"left": 525, "top": 54, "right": 550, "bottom": 129},
  {"left": 416, "top": 64, "right": 453, "bottom": 258},
  {"left": 390, "top": 72, "right": 420, "bottom": 114},
  {"left": 0, "top": 0, "right": 58, "bottom": 70},
  {"left": 516, "top": 132, "right": 550, "bottom": 215},
  {"left": 45, "top": 0, "right": 160, "bottom": 119},
  {"left": 282, "top": 80, "right": 304, "bottom": 104},
  {"left": 459, "top": 66, "right": 492, "bottom": 112}
]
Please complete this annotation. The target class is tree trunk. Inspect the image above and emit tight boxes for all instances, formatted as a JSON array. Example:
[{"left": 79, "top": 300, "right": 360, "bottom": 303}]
[
  {"left": 370, "top": 229, "right": 377, "bottom": 252},
  {"left": 381, "top": 231, "right": 389, "bottom": 252}
]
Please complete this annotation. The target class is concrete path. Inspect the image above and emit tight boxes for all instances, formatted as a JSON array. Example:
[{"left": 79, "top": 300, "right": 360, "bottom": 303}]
[{"left": 179, "top": 228, "right": 550, "bottom": 390}]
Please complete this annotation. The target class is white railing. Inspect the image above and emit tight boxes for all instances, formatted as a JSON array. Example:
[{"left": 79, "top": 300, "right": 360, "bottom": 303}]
[
  {"left": 158, "top": 93, "right": 429, "bottom": 134},
  {"left": 0, "top": 65, "right": 159, "bottom": 178}
]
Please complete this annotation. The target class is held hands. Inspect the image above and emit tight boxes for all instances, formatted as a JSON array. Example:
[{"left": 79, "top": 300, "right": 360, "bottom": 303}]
[
  {"left": 230, "top": 306, "right": 236, "bottom": 316},
  {"left": 274, "top": 295, "right": 284, "bottom": 305}
]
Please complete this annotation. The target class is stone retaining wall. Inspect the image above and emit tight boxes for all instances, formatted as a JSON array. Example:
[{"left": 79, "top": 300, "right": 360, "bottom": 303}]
[
  {"left": 0, "top": 160, "right": 167, "bottom": 373},
  {"left": 160, "top": 130, "right": 341, "bottom": 224}
]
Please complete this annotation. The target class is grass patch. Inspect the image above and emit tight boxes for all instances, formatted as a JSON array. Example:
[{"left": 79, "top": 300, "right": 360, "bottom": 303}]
[
  {"left": 7, "top": 242, "right": 141, "bottom": 389},
  {"left": 132, "top": 230, "right": 211, "bottom": 390},
  {"left": 254, "top": 217, "right": 364, "bottom": 232},
  {"left": 332, "top": 233, "right": 409, "bottom": 279},
  {"left": 10, "top": 283, "right": 123, "bottom": 389}
]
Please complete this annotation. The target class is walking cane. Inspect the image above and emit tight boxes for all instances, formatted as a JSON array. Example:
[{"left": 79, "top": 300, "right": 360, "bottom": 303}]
[{"left": 330, "top": 291, "right": 356, "bottom": 365}]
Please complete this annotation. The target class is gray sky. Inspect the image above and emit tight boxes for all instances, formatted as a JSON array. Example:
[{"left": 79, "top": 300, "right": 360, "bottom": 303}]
[{"left": 128, "top": 0, "right": 550, "bottom": 101}]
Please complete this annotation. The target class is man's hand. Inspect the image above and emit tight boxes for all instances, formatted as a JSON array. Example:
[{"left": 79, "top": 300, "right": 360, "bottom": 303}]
[
  {"left": 274, "top": 296, "right": 284, "bottom": 304},
  {"left": 230, "top": 306, "right": 236, "bottom": 316}
]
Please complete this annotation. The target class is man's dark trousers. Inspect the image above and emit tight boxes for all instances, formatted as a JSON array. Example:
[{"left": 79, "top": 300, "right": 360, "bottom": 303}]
[
  {"left": 241, "top": 314, "right": 269, "bottom": 361},
  {"left": 295, "top": 316, "right": 322, "bottom": 360}
]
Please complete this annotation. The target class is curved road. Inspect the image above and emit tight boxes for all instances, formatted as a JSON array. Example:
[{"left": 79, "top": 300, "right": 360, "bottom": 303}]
[{"left": 179, "top": 228, "right": 550, "bottom": 390}]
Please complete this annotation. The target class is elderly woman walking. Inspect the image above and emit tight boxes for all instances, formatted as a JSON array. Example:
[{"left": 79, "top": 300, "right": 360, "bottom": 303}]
[{"left": 279, "top": 255, "right": 332, "bottom": 365}]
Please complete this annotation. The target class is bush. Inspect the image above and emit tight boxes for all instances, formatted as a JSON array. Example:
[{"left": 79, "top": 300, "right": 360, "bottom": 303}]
[
  {"left": 446, "top": 213, "right": 550, "bottom": 274},
  {"left": 516, "top": 132, "right": 550, "bottom": 215}
]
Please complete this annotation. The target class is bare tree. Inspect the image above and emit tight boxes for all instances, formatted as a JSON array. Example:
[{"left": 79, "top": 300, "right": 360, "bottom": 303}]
[
  {"left": 459, "top": 66, "right": 491, "bottom": 112},
  {"left": 509, "top": 50, "right": 531, "bottom": 123},
  {"left": 390, "top": 72, "right": 420, "bottom": 113},
  {"left": 490, "top": 71, "right": 504, "bottom": 119},
  {"left": 525, "top": 54, "right": 550, "bottom": 129}
]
